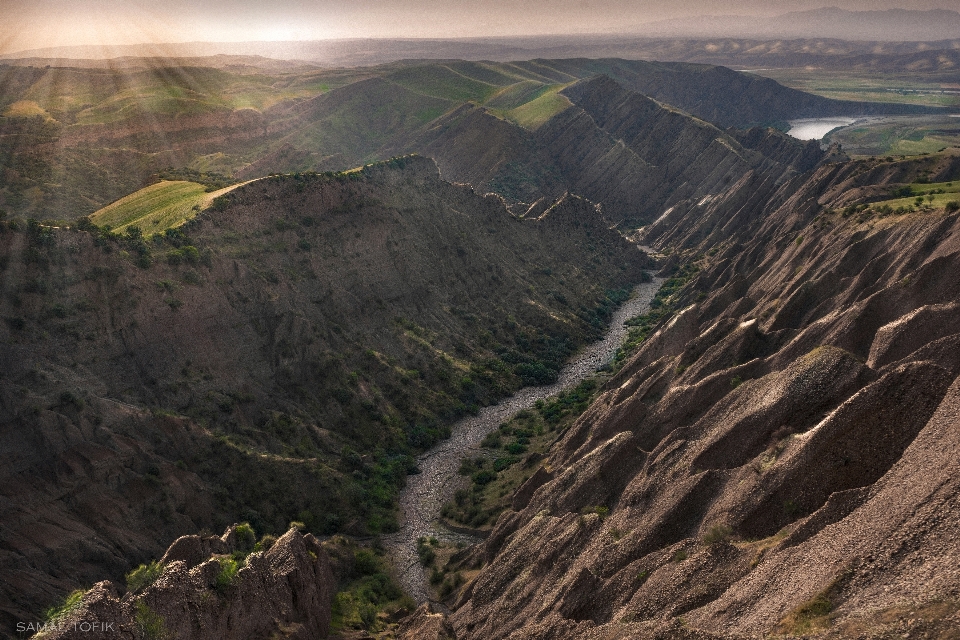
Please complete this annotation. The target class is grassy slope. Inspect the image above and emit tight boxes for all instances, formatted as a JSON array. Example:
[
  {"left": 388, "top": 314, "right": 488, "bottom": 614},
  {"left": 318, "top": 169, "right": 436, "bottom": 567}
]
[
  {"left": 828, "top": 116, "right": 960, "bottom": 156},
  {"left": 89, "top": 180, "right": 244, "bottom": 233},
  {"left": 277, "top": 78, "right": 455, "bottom": 163},
  {"left": 384, "top": 65, "right": 501, "bottom": 103},
  {"left": 2, "top": 100, "right": 53, "bottom": 119},
  {"left": 500, "top": 84, "right": 574, "bottom": 131},
  {"left": 867, "top": 178, "right": 960, "bottom": 210},
  {"left": 750, "top": 69, "right": 960, "bottom": 109}
]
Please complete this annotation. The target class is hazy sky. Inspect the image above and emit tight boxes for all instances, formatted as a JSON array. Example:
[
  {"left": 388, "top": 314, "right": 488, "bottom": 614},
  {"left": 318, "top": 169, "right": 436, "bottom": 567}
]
[{"left": 1, "top": 0, "right": 955, "bottom": 54}]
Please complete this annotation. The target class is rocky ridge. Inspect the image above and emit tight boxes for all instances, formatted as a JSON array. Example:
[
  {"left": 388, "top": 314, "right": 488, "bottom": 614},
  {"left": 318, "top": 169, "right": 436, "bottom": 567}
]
[
  {"left": 438, "top": 152, "right": 960, "bottom": 638},
  {"left": 398, "top": 74, "right": 824, "bottom": 225},
  {"left": 0, "top": 156, "right": 647, "bottom": 634},
  {"left": 34, "top": 526, "right": 335, "bottom": 640}
]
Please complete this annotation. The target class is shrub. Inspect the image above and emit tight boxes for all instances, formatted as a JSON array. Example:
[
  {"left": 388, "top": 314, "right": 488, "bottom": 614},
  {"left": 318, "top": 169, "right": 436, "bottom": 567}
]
[
  {"left": 438, "top": 572, "right": 465, "bottom": 598},
  {"left": 480, "top": 431, "right": 501, "bottom": 448},
  {"left": 181, "top": 270, "right": 202, "bottom": 285},
  {"left": 354, "top": 549, "right": 380, "bottom": 576},
  {"left": 253, "top": 534, "right": 277, "bottom": 553},
  {"left": 234, "top": 523, "right": 256, "bottom": 550},
  {"left": 44, "top": 588, "right": 87, "bottom": 623},
  {"left": 946, "top": 200, "right": 960, "bottom": 213},
  {"left": 702, "top": 523, "right": 733, "bottom": 545},
  {"left": 778, "top": 590, "right": 833, "bottom": 634},
  {"left": 134, "top": 601, "right": 166, "bottom": 640},
  {"left": 576, "top": 505, "right": 610, "bottom": 523},
  {"left": 58, "top": 390, "right": 84, "bottom": 409},
  {"left": 215, "top": 556, "right": 241, "bottom": 591},
  {"left": 471, "top": 469, "right": 497, "bottom": 485},
  {"left": 416, "top": 537, "right": 436, "bottom": 566},
  {"left": 127, "top": 560, "right": 163, "bottom": 593}
]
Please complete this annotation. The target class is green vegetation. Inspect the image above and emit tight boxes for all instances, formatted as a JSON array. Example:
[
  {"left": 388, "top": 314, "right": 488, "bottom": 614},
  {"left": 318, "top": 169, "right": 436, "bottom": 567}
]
[
  {"left": 44, "top": 588, "right": 87, "bottom": 625},
  {"left": 385, "top": 65, "right": 500, "bottom": 103},
  {"left": 416, "top": 536, "right": 439, "bottom": 566},
  {"left": 126, "top": 560, "right": 163, "bottom": 593},
  {"left": 752, "top": 68, "right": 960, "bottom": 109},
  {"left": 3, "top": 100, "right": 53, "bottom": 120},
  {"left": 155, "top": 167, "right": 237, "bottom": 191},
  {"left": 134, "top": 601, "right": 167, "bottom": 640},
  {"left": 584, "top": 505, "right": 609, "bottom": 519},
  {"left": 214, "top": 556, "right": 242, "bottom": 592},
  {"left": 616, "top": 263, "right": 701, "bottom": 363},
  {"left": 90, "top": 180, "right": 245, "bottom": 234},
  {"left": 778, "top": 589, "right": 835, "bottom": 634},
  {"left": 234, "top": 522, "right": 256, "bottom": 549},
  {"left": 702, "top": 523, "right": 733, "bottom": 545},
  {"left": 3, "top": 156, "right": 640, "bottom": 559},
  {"left": 486, "top": 80, "right": 556, "bottom": 110},
  {"left": 839, "top": 179, "right": 960, "bottom": 220},
  {"left": 752, "top": 69, "right": 960, "bottom": 155},
  {"left": 827, "top": 117, "right": 960, "bottom": 156},
  {"left": 442, "top": 377, "right": 603, "bottom": 527},
  {"left": 501, "top": 85, "right": 573, "bottom": 130},
  {"left": 329, "top": 541, "right": 408, "bottom": 633}
]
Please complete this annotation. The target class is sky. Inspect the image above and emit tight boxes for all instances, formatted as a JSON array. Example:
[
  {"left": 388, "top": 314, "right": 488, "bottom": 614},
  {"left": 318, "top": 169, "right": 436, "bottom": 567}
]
[{"left": 0, "top": 0, "right": 955, "bottom": 55}]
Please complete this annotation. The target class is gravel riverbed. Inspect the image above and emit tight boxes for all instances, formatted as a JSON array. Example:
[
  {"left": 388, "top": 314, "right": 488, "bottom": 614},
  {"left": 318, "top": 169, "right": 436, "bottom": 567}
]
[{"left": 383, "top": 278, "right": 662, "bottom": 604}]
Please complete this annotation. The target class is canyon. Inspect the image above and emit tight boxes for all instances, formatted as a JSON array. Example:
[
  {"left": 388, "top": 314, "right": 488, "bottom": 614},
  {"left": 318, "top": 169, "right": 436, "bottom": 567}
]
[{"left": 1, "top": 42, "right": 960, "bottom": 639}]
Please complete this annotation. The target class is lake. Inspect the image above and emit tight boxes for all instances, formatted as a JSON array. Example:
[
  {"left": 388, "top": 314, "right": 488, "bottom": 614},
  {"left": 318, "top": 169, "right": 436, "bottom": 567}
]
[{"left": 787, "top": 117, "right": 857, "bottom": 141}]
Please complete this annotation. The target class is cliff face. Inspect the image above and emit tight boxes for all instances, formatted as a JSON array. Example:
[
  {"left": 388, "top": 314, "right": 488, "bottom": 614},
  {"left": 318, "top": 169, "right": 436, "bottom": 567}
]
[
  {"left": 0, "top": 156, "right": 647, "bottom": 633},
  {"left": 445, "top": 152, "right": 960, "bottom": 638}
]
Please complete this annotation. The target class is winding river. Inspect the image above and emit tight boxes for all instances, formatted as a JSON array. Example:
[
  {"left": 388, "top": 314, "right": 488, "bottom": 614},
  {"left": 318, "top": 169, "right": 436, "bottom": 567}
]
[{"left": 383, "top": 277, "right": 662, "bottom": 604}]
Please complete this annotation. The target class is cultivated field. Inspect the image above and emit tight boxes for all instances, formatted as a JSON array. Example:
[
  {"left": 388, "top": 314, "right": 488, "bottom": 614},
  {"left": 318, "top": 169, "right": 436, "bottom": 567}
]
[{"left": 90, "top": 180, "right": 244, "bottom": 233}]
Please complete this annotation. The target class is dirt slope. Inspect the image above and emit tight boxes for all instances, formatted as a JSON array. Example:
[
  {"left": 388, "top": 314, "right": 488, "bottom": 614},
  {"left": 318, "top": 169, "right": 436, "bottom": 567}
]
[{"left": 444, "top": 152, "right": 960, "bottom": 639}]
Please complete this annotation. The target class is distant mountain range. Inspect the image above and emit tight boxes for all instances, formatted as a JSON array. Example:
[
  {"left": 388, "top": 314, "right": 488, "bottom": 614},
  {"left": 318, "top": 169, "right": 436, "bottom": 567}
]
[
  {"left": 639, "top": 7, "right": 960, "bottom": 42},
  {"left": 3, "top": 8, "right": 960, "bottom": 67}
]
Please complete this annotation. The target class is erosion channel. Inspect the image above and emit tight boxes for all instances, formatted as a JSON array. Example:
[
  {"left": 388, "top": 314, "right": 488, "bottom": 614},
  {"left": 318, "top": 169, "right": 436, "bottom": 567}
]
[{"left": 383, "top": 277, "right": 662, "bottom": 604}]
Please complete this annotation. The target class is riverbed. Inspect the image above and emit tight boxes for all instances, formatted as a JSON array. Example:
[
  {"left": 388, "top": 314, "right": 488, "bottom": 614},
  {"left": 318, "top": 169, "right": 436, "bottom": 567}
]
[{"left": 382, "top": 277, "right": 663, "bottom": 604}]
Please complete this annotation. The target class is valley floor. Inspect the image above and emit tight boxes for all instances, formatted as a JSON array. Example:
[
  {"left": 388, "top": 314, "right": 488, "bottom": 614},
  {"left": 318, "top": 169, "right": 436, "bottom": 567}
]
[{"left": 384, "top": 279, "right": 662, "bottom": 604}]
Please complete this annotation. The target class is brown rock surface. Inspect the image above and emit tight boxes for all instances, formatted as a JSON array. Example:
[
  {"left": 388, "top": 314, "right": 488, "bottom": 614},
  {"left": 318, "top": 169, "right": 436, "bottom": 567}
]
[
  {"left": 395, "top": 603, "right": 456, "bottom": 640},
  {"left": 446, "top": 153, "right": 960, "bottom": 638},
  {"left": 38, "top": 527, "right": 335, "bottom": 640}
]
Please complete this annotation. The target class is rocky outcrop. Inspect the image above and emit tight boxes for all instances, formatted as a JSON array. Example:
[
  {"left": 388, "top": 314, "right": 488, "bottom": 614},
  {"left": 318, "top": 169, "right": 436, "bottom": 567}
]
[
  {"left": 37, "top": 527, "right": 335, "bottom": 640},
  {"left": 395, "top": 603, "right": 457, "bottom": 640}
]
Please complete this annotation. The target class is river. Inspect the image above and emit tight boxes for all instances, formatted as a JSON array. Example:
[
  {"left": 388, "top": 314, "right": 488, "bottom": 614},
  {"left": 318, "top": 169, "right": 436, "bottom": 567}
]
[{"left": 382, "top": 277, "right": 662, "bottom": 604}]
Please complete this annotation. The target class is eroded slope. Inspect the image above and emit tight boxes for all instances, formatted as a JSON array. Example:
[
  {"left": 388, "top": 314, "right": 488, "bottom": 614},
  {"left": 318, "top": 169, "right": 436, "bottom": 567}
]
[{"left": 445, "top": 152, "right": 960, "bottom": 638}]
